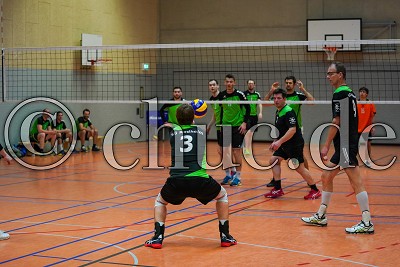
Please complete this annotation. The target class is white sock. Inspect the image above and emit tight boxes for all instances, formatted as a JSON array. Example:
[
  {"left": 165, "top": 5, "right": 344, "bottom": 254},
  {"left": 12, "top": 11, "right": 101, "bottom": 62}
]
[
  {"left": 219, "top": 219, "right": 227, "bottom": 225},
  {"left": 58, "top": 144, "right": 63, "bottom": 152},
  {"left": 356, "top": 191, "right": 370, "bottom": 213},
  {"left": 235, "top": 171, "right": 241, "bottom": 179},
  {"left": 317, "top": 191, "right": 332, "bottom": 217}
]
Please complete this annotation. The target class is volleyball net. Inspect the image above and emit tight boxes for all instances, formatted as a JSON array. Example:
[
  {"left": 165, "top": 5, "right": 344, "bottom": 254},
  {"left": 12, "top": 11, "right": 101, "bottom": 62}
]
[{"left": 1, "top": 39, "right": 400, "bottom": 104}]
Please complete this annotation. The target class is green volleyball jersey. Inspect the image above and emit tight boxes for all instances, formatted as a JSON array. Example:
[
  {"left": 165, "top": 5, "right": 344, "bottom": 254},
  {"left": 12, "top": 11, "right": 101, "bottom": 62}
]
[
  {"left": 30, "top": 116, "right": 52, "bottom": 136},
  {"left": 243, "top": 90, "right": 261, "bottom": 116},
  {"left": 219, "top": 89, "right": 250, "bottom": 126},
  {"left": 169, "top": 125, "right": 209, "bottom": 178},
  {"left": 160, "top": 99, "right": 184, "bottom": 125},
  {"left": 286, "top": 91, "right": 307, "bottom": 128},
  {"left": 209, "top": 94, "right": 222, "bottom": 130}
]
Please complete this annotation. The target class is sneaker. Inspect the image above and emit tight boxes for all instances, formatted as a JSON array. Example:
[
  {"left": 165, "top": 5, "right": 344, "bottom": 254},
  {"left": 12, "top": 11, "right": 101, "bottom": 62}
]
[
  {"left": 264, "top": 188, "right": 284, "bottom": 198},
  {"left": 81, "top": 146, "right": 88, "bottom": 152},
  {"left": 57, "top": 150, "right": 66, "bottom": 156},
  {"left": 266, "top": 178, "right": 275, "bottom": 187},
  {"left": 230, "top": 175, "right": 242, "bottom": 187},
  {"left": 304, "top": 189, "right": 322, "bottom": 200},
  {"left": 221, "top": 233, "right": 237, "bottom": 247},
  {"left": 144, "top": 234, "right": 164, "bottom": 249},
  {"left": 243, "top": 148, "right": 250, "bottom": 155},
  {"left": 301, "top": 213, "right": 328, "bottom": 226},
  {"left": 221, "top": 175, "right": 233, "bottom": 185},
  {"left": 92, "top": 145, "right": 101, "bottom": 152},
  {"left": 72, "top": 149, "right": 80, "bottom": 154},
  {"left": 0, "top": 230, "right": 10, "bottom": 241},
  {"left": 345, "top": 221, "right": 374, "bottom": 234}
]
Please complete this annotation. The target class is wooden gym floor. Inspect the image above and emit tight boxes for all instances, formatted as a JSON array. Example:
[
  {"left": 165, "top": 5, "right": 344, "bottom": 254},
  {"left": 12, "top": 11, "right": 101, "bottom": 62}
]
[{"left": 0, "top": 141, "right": 399, "bottom": 267}]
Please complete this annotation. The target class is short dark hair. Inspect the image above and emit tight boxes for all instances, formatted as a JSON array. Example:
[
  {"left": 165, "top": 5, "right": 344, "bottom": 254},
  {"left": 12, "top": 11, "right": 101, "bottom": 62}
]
[
  {"left": 56, "top": 111, "right": 63, "bottom": 116},
  {"left": 209, "top": 79, "right": 219, "bottom": 85},
  {"left": 83, "top": 108, "right": 90, "bottom": 114},
  {"left": 173, "top": 86, "right": 182, "bottom": 91},
  {"left": 176, "top": 104, "right": 194, "bottom": 125},
  {"left": 331, "top": 61, "right": 346, "bottom": 79},
  {"left": 247, "top": 79, "right": 255, "bottom": 84},
  {"left": 273, "top": 88, "right": 287, "bottom": 98},
  {"left": 285, "top": 75, "right": 296, "bottom": 84},
  {"left": 225, "top": 74, "right": 236, "bottom": 81},
  {"left": 359, "top": 87, "right": 369, "bottom": 94}
]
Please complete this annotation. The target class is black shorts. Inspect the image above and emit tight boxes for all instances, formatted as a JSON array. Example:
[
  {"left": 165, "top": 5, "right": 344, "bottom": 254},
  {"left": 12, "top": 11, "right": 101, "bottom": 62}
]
[
  {"left": 222, "top": 126, "right": 245, "bottom": 148},
  {"left": 331, "top": 144, "right": 359, "bottom": 167},
  {"left": 246, "top": 116, "right": 259, "bottom": 131},
  {"left": 216, "top": 129, "right": 223, "bottom": 147},
  {"left": 160, "top": 176, "right": 221, "bottom": 205},
  {"left": 78, "top": 130, "right": 91, "bottom": 141},
  {"left": 273, "top": 143, "right": 305, "bottom": 164}
]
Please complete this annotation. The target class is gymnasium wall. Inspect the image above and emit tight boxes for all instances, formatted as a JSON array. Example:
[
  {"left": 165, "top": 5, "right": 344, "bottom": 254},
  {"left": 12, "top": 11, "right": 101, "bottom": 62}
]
[{"left": 0, "top": 0, "right": 399, "bottom": 145}]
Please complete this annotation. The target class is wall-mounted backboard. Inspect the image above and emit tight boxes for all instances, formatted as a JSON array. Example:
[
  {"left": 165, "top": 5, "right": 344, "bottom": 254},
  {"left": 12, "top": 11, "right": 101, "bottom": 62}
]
[
  {"left": 81, "top": 33, "right": 103, "bottom": 66},
  {"left": 307, "top": 19, "right": 362, "bottom": 51}
]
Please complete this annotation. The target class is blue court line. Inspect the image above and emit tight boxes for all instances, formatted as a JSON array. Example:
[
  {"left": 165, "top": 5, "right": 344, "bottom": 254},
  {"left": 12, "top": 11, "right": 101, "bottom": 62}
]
[
  {"left": 1, "top": 183, "right": 266, "bottom": 265},
  {"left": 0, "top": 186, "right": 161, "bottom": 226}
]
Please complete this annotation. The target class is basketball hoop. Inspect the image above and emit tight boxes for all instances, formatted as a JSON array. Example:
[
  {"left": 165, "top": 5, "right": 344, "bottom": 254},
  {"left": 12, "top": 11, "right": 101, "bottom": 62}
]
[
  {"left": 323, "top": 47, "right": 337, "bottom": 61},
  {"left": 88, "top": 58, "right": 112, "bottom": 66}
]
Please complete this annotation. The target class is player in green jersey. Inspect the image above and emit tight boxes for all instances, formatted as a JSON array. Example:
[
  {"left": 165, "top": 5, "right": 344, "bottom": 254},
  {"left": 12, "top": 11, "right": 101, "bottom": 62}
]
[{"left": 145, "top": 104, "right": 237, "bottom": 249}]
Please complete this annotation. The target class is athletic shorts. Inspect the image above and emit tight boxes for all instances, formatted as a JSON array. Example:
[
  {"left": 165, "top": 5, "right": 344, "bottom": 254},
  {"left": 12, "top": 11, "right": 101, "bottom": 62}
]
[
  {"left": 331, "top": 144, "right": 359, "bottom": 167},
  {"left": 246, "top": 116, "right": 259, "bottom": 131},
  {"left": 160, "top": 176, "right": 221, "bottom": 205},
  {"left": 221, "top": 126, "right": 245, "bottom": 148},
  {"left": 216, "top": 129, "right": 223, "bottom": 147},
  {"left": 273, "top": 142, "right": 305, "bottom": 164}
]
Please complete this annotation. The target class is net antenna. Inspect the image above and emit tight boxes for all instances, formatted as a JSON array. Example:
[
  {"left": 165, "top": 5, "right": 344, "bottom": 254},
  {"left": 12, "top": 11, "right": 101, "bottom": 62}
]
[{"left": 323, "top": 46, "right": 338, "bottom": 61}]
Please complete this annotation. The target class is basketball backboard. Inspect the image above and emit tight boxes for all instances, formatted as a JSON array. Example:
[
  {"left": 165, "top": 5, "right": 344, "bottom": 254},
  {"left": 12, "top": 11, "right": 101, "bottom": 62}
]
[
  {"left": 307, "top": 19, "right": 362, "bottom": 51},
  {"left": 81, "top": 33, "right": 103, "bottom": 66}
]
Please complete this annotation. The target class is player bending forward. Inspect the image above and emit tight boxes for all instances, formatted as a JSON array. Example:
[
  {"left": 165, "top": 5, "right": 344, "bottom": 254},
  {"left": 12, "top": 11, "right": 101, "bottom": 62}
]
[{"left": 145, "top": 104, "right": 237, "bottom": 249}]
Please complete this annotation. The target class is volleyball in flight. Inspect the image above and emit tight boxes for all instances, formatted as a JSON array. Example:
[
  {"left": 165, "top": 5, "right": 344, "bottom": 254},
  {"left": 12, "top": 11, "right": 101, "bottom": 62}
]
[{"left": 190, "top": 99, "right": 208, "bottom": 118}]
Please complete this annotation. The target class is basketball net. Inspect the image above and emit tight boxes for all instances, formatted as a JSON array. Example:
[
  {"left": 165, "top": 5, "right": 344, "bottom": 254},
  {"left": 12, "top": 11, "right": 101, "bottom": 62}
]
[{"left": 323, "top": 47, "right": 337, "bottom": 61}]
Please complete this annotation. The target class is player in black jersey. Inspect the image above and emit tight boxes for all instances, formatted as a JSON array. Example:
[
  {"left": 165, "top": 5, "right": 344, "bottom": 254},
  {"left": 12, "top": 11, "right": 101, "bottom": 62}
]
[
  {"left": 302, "top": 62, "right": 374, "bottom": 234},
  {"left": 264, "top": 88, "right": 320, "bottom": 199},
  {"left": 145, "top": 104, "right": 237, "bottom": 249}
]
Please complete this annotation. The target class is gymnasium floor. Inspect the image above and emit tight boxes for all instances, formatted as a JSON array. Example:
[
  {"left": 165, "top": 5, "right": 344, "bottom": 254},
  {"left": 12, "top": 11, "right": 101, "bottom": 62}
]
[{"left": 0, "top": 141, "right": 399, "bottom": 267}]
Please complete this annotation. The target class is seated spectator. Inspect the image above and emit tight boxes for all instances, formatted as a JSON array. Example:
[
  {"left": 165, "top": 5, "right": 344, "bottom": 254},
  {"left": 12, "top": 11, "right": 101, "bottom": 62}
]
[
  {"left": 29, "top": 109, "right": 57, "bottom": 154},
  {"left": 76, "top": 109, "right": 101, "bottom": 152},
  {"left": 53, "top": 111, "right": 72, "bottom": 155}
]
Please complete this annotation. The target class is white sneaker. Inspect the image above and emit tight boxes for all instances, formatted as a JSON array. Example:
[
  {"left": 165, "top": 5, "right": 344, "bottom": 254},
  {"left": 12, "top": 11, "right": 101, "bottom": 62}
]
[
  {"left": 81, "top": 146, "right": 88, "bottom": 152},
  {"left": 0, "top": 230, "right": 10, "bottom": 240},
  {"left": 345, "top": 221, "right": 374, "bottom": 234},
  {"left": 301, "top": 213, "right": 328, "bottom": 226}
]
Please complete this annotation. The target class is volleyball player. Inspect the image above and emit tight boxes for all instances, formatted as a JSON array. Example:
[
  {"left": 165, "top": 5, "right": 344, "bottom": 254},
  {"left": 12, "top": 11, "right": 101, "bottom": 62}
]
[
  {"left": 243, "top": 79, "right": 262, "bottom": 155},
  {"left": 219, "top": 74, "right": 250, "bottom": 186},
  {"left": 159, "top": 86, "right": 185, "bottom": 127},
  {"left": 144, "top": 104, "right": 237, "bottom": 249},
  {"left": 264, "top": 88, "right": 320, "bottom": 199},
  {"left": 206, "top": 79, "right": 237, "bottom": 183},
  {"left": 265, "top": 76, "right": 314, "bottom": 188},
  {"left": 302, "top": 62, "right": 374, "bottom": 234},
  {"left": 29, "top": 108, "right": 57, "bottom": 154},
  {"left": 53, "top": 111, "right": 72, "bottom": 155},
  {"left": 76, "top": 109, "right": 101, "bottom": 152}
]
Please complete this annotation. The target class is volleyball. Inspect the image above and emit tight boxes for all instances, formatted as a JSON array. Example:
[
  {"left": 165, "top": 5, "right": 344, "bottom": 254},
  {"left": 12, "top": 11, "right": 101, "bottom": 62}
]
[{"left": 190, "top": 99, "right": 208, "bottom": 118}]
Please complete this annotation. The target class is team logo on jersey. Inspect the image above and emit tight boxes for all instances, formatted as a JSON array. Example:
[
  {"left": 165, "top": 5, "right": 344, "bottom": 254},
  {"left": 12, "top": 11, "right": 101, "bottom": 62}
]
[
  {"left": 289, "top": 117, "right": 296, "bottom": 125},
  {"left": 335, "top": 103, "right": 340, "bottom": 112}
]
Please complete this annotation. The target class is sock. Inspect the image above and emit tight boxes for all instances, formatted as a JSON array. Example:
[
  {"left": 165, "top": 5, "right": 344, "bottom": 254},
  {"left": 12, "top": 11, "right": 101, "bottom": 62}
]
[
  {"left": 309, "top": 184, "right": 318, "bottom": 191},
  {"left": 361, "top": 210, "right": 372, "bottom": 225},
  {"left": 154, "top": 222, "right": 165, "bottom": 238},
  {"left": 219, "top": 220, "right": 230, "bottom": 237},
  {"left": 235, "top": 171, "right": 241, "bottom": 179},
  {"left": 274, "top": 179, "right": 282, "bottom": 190},
  {"left": 58, "top": 144, "right": 63, "bottom": 152},
  {"left": 356, "top": 191, "right": 370, "bottom": 213},
  {"left": 219, "top": 219, "right": 227, "bottom": 225},
  {"left": 317, "top": 204, "right": 327, "bottom": 218},
  {"left": 225, "top": 169, "right": 230, "bottom": 176}
]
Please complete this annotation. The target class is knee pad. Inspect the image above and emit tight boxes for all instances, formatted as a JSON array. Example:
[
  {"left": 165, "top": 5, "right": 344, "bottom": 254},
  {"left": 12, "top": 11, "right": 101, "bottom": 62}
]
[
  {"left": 155, "top": 193, "right": 168, "bottom": 207},
  {"left": 215, "top": 186, "right": 228, "bottom": 203}
]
